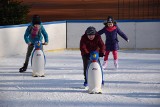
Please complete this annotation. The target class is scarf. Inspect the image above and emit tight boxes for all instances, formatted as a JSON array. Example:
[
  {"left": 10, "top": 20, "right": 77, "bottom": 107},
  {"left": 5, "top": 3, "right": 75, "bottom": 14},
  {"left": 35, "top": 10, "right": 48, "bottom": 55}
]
[{"left": 106, "top": 26, "right": 117, "bottom": 32}]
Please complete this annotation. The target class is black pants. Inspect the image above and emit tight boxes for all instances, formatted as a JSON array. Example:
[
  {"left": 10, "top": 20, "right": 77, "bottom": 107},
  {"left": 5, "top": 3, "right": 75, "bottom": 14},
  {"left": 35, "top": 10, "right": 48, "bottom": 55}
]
[
  {"left": 82, "top": 56, "right": 90, "bottom": 83},
  {"left": 24, "top": 45, "right": 34, "bottom": 65},
  {"left": 82, "top": 56, "right": 102, "bottom": 83},
  {"left": 24, "top": 45, "right": 43, "bottom": 65}
]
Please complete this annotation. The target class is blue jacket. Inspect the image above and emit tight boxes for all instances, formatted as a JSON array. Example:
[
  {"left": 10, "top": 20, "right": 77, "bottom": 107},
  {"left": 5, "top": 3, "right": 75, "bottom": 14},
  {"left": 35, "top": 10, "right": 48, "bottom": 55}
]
[
  {"left": 24, "top": 23, "right": 48, "bottom": 44},
  {"left": 98, "top": 25, "right": 128, "bottom": 51}
]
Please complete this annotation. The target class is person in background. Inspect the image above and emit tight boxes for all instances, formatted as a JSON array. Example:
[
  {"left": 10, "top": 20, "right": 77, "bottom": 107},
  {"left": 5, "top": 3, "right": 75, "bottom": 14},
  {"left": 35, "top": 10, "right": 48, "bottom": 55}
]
[
  {"left": 98, "top": 16, "right": 129, "bottom": 69},
  {"left": 80, "top": 26, "right": 105, "bottom": 87},
  {"left": 19, "top": 15, "right": 48, "bottom": 73}
]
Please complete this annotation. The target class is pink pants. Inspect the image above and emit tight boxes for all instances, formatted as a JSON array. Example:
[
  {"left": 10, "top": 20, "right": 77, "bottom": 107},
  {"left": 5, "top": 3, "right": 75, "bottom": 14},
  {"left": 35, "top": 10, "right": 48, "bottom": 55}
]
[{"left": 104, "top": 50, "right": 118, "bottom": 61}]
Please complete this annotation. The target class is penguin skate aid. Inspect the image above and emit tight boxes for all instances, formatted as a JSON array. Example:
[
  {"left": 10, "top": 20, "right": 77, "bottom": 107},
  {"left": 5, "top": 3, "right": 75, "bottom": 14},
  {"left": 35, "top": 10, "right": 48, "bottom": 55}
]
[
  {"left": 86, "top": 51, "right": 104, "bottom": 94},
  {"left": 31, "top": 40, "right": 47, "bottom": 77}
]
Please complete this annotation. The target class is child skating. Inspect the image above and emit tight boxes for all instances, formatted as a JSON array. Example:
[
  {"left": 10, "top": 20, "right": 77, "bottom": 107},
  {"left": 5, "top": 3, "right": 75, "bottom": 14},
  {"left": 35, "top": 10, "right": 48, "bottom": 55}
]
[
  {"left": 98, "top": 16, "right": 129, "bottom": 69},
  {"left": 80, "top": 26, "right": 105, "bottom": 87},
  {"left": 19, "top": 15, "right": 48, "bottom": 73}
]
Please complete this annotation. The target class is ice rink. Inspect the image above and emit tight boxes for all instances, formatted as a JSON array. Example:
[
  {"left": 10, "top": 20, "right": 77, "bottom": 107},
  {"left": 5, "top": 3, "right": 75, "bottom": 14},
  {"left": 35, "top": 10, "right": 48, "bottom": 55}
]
[{"left": 0, "top": 50, "right": 160, "bottom": 107}]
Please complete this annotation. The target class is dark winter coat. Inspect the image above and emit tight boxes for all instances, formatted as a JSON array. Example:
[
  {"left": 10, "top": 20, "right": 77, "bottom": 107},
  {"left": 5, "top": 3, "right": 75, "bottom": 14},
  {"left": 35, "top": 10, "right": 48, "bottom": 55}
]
[
  {"left": 80, "top": 33, "right": 105, "bottom": 56},
  {"left": 98, "top": 25, "right": 128, "bottom": 51}
]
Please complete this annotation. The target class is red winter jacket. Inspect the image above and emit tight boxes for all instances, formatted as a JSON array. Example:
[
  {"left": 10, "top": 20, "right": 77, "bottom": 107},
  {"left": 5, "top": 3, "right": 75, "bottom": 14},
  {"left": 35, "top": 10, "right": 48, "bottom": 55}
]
[{"left": 80, "top": 33, "right": 105, "bottom": 56}]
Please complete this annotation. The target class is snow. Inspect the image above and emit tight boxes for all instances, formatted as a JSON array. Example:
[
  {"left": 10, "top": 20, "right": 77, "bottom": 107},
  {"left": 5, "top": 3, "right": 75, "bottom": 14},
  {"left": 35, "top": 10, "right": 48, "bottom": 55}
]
[{"left": 0, "top": 50, "right": 160, "bottom": 107}]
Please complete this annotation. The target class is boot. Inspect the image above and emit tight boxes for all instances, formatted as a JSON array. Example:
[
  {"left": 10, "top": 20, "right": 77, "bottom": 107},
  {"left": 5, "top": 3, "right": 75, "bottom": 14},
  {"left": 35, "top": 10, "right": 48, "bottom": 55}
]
[
  {"left": 102, "top": 61, "right": 108, "bottom": 69},
  {"left": 83, "top": 81, "right": 88, "bottom": 87},
  {"left": 114, "top": 60, "right": 119, "bottom": 69},
  {"left": 19, "top": 63, "right": 28, "bottom": 73},
  {"left": 102, "top": 80, "right": 104, "bottom": 86}
]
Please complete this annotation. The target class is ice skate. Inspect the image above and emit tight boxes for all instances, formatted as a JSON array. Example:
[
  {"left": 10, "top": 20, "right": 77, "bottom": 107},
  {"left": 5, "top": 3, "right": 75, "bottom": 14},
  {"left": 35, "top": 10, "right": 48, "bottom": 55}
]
[
  {"left": 83, "top": 81, "right": 88, "bottom": 89},
  {"left": 19, "top": 63, "right": 28, "bottom": 73},
  {"left": 114, "top": 60, "right": 119, "bottom": 69},
  {"left": 19, "top": 67, "right": 26, "bottom": 72},
  {"left": 102, "top": 61, "right": 108, "bottom": 69},
  {"left": 102, "top": 80, "right": 104, "bottom": 86}
]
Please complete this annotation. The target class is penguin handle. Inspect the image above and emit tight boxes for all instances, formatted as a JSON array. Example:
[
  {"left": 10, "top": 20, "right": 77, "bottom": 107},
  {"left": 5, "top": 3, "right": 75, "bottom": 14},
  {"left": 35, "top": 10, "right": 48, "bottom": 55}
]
[{"left": 30, "top": 43, "right": 46, "bottom": 46}]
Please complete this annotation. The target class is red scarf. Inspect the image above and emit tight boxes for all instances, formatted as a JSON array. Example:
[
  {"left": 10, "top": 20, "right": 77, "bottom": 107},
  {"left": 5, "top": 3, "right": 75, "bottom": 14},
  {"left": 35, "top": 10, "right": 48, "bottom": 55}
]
[
  {"left": 31, "top": 25, "right": 40, "bottom": 38},
  {"left": 106, "top": 26, "right": 117, "bottom": 32}
]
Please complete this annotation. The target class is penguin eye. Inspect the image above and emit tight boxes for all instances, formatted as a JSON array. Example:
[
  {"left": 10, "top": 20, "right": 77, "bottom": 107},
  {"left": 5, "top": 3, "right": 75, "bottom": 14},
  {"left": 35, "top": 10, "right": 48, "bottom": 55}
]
[{"left": 93, "top": 54, "right": 96, "bottom": 58}]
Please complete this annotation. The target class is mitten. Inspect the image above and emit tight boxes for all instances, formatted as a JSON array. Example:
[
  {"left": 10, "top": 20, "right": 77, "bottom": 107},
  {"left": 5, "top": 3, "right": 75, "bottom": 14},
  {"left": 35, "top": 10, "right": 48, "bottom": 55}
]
[
  {"left": 99, "top": 53, "right": 104, "bottom": 57},
  {"left": 84, "top": 53, "right": 90, "bottom": 60}
]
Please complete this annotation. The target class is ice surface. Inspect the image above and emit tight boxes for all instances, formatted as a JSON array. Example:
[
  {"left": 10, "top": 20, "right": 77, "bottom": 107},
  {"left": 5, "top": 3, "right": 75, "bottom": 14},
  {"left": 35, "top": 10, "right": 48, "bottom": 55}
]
[{"left": 0, "top": 50, "right": 160, "bottom": 107}]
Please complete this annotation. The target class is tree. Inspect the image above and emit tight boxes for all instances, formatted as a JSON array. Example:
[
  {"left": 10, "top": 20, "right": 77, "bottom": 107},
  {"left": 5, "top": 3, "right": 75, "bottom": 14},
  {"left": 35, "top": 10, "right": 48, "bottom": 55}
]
[{"left": 0, "top": 0, "right": 30, "bottom": 26}]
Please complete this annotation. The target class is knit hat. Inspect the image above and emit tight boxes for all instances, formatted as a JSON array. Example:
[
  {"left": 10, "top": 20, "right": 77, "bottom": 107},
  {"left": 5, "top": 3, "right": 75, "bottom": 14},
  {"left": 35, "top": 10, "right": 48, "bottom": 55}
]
[
  {"left": 32, "top": 15, "right": 41, "bottom": 25},
  {"left": 107, "top": 16, "right": 114, "bottom": 23},
  {"left": 85, "top": 26, "right": 97, "bottom": 35},
  {"left": 103, "top": 16, "right": 114, "bottom": 25}
]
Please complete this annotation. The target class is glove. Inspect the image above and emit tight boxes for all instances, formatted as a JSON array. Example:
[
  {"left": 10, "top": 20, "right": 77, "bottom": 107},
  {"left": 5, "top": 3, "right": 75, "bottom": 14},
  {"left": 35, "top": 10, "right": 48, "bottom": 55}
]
[
  {"left": 44, "top": 42, "right": 48, "bottom": 45},
  {"left": 27, "top": 42, "right": 31, "bottom": 46},
  {"left": 99, "top": 53, "right": 104, "bottom": 57},
  {"left": 127, "top": 39, "right": 129, "bottom": 42},
  {"left": 84, "top": 53, "right": 90, "bottom": 60}
]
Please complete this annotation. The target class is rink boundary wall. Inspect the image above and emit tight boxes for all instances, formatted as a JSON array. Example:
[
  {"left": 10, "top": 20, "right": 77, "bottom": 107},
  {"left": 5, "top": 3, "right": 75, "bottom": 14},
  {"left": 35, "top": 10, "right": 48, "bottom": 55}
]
[
  {"left": 0, "top": 21, "right": 66, "bottom": 57},
  {"left": 0, "top": 20, "right": 160, "bottom": 57},
  {"left": 66, "top": 20, "right": 160, "bottom": 49}
]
